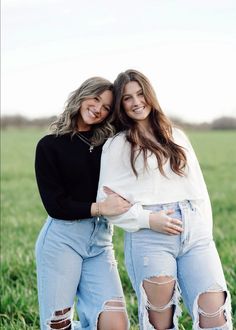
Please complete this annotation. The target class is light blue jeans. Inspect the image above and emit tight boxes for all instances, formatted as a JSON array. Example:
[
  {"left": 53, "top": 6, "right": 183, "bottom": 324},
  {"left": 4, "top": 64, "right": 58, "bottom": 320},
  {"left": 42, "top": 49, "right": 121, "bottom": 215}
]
[
  {"left": 124, "top": 200, "right": 232, "bottom": 330},
  {"left": 35, "top": 216, "right": 126, "bottom": 330}
]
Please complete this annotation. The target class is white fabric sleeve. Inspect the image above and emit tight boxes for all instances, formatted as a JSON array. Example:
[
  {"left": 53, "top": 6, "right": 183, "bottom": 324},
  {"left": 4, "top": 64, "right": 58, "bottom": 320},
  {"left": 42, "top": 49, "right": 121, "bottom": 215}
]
[
  {"left": 174, "top": 128, "right": 213, "bottom": 227},
  {"left": 97, "top": 135, "right": 151, "bottom": 232},
  {"left": 175, "top": 128, "right": 211, "bottom": 195},
  {"left": 106, "top": 203, "right": 151, "bottom": 232}
]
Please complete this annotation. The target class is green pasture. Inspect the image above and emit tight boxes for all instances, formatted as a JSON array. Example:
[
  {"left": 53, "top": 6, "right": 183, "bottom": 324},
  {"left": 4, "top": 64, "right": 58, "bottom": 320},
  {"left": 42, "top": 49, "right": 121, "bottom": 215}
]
[{"left": 1, "top": 128, "right": 236, "bottom": 329}]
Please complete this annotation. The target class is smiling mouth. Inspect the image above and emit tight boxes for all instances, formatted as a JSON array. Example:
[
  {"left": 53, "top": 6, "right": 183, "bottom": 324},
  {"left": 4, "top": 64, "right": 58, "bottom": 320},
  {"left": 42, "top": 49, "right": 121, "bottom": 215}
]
[
  {"left": 88, "top": 109, "right": 98, "bottom": 118},
  {"left": 133, "top": 106, "right": 144, "bottom": 114}
]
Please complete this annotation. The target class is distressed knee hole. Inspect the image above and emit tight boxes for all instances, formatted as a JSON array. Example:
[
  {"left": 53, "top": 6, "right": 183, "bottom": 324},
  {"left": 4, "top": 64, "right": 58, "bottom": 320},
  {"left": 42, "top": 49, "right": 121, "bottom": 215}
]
[
  {"left": 143, "top": 276, "right": 176, "bottom": 312},
  {"left": 140, "top": 278, "right": 182, "bottom": 329},
  {"left": 103, "top": 297, "right": 126, "bottom": 312},
  {"left": 193, "top": 285, "right": 232, "bottom": 329},
  {"left": 144, "top": 275, "right": 175, "bottom": 286},
  {"left": 47, "top": 307, "right": 72, "bottom": 330},
  {"left": 198, "top": 291, "right": 226, "bottom": 318},
  {"left": 97, "top": 298, "right": 128, "bottom": 330}
]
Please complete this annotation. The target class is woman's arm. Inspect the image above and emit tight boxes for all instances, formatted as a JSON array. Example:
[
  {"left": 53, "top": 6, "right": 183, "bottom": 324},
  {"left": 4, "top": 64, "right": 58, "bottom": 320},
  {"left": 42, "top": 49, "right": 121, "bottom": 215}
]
[
  {"left": 97, "top": 135, "right": 183, "bottom": 234},
  {"left": 104, "top": 187, "right": 183, "bottom": 235},
  {"left": 35, "top": 139, "right": 92, "bottom": 219},
  {"left": 35, "top": 137, "right": 131, "bottom": 220},
  {"left": 91, "top": 194, "right": 130, "bottom": 217}
]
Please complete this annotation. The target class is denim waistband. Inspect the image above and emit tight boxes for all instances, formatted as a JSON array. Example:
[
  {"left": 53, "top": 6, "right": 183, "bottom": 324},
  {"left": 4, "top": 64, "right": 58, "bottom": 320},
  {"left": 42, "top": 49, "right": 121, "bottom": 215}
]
[
  {"left": 143, "top": 200, "right": 195, "bottom": 211},
  {"left": 47, "top": 215, "right": 108, "bottom": 224}
]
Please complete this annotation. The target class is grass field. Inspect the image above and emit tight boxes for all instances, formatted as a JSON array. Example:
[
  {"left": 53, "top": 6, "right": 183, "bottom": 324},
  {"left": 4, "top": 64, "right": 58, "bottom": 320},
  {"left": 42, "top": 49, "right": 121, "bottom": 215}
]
[{"left": 1, "top": 128, "right": 236, "bottom": 329}]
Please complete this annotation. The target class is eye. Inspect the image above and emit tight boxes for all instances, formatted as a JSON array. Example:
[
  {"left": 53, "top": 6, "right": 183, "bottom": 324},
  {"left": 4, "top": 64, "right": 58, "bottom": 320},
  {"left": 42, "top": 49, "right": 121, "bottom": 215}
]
[
  {"left": 138, "top": 91, "right": 144, "bottom": 96},
  {"left": 123, "top": 96, "right": 130, "bottom": 101},
  {"left": 94, "top": 96, "right": 100, "bottom": 102},
  {"left": 104, "top": 106, "right": 111, "bottom": 112}
]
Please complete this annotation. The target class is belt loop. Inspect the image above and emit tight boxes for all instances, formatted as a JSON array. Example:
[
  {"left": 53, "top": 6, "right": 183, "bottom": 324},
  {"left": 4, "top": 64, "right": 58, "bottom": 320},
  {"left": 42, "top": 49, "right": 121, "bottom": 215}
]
[
  {"left": 188, "top": 200, "right": 192, "bottom": 211},
  {"left": 188, "top": 200, "right": 195, "bottom": 211}
]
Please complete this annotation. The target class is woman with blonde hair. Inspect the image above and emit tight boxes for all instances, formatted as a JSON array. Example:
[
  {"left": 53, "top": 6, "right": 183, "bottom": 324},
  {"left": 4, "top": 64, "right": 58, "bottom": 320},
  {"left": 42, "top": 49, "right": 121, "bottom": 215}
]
[
  {"left": 97, "top": 70, "right": 232, "bottom": 329},
  {"left": 35, "top": 77, "right": 130, "bottom": 330}
]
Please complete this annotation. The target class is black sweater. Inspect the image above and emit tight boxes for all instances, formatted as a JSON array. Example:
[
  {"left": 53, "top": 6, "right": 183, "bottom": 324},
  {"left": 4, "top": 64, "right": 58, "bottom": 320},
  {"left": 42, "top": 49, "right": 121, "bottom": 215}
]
[{"left": 35, "top": 132, "right": 103, "bottom": 220}]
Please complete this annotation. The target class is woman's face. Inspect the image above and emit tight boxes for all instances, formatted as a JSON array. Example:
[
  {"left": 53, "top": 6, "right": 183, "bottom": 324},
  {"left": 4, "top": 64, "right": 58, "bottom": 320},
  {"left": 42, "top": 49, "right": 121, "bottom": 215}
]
[
  {"left": 77, "top": 90, "right": 113, "bottom": 131},
  {"left": 122, "top": 81, "right": 151, "bottom": 126}
]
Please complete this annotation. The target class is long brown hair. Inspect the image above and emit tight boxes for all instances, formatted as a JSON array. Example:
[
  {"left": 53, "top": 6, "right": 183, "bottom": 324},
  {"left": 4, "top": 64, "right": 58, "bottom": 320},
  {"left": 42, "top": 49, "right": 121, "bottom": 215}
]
[
  {"left": 50, "top": 77, "right": 115, "bottom": 145},
  {"left": 112, "top": 69, "right": 187, "bottom": 176}
]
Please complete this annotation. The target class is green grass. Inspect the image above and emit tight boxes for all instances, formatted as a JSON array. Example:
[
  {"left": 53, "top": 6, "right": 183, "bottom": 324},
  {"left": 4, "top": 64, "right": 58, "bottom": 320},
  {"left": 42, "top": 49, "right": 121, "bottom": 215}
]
[{"left": 1, "top": 128, "right": 236, "bottom": 329}]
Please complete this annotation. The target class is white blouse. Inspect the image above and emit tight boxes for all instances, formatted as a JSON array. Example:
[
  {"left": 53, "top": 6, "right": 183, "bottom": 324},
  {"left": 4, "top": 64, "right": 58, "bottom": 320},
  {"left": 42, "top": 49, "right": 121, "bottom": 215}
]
[{"left": 97, "top": 128, "right": 213, "bottom": 232}]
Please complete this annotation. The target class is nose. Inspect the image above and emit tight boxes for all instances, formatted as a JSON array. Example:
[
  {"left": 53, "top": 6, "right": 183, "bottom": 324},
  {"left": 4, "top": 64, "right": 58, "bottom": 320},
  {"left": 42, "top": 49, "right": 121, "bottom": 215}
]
[
  {"left": 133, "top": 95, "right": 140, "bottom": 107},
  {"left": 94, "top": 103, "right": 102, "bottom": 113}
]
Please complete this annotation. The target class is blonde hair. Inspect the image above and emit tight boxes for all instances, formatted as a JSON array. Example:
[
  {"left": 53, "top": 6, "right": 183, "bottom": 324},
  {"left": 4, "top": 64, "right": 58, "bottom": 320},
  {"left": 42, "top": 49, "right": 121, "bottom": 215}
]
[
  {"left": 113, "top": 69, "right": 187, "bottom": 176},
  {"left": 50, "top": 77, "right": 115, "bottom": 145}
]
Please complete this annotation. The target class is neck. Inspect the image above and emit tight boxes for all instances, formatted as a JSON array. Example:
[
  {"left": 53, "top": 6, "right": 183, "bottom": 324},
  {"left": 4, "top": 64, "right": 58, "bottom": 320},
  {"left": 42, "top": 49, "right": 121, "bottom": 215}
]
[
  {"left": 77, "top": 118, "right": 92, "bottom": 132},
  {"left": 137, "top": 121, "right": 152, "bottom": 134},
  {"left": 77, "top": 125, "right": 92, "bottom": 132}
]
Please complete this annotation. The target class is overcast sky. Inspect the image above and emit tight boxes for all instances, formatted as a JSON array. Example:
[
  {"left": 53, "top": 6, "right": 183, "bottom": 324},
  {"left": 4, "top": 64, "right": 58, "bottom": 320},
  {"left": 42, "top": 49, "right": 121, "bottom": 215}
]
[{"left": 2, "top": 0, "right": 236, "bottom": 123}]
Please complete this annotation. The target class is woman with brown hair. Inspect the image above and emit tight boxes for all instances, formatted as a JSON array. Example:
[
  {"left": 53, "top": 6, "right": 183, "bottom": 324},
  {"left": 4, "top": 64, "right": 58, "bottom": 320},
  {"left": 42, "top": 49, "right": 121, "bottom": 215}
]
[{"left": 97, "top": 70, "right": 232, "bottom": 329}]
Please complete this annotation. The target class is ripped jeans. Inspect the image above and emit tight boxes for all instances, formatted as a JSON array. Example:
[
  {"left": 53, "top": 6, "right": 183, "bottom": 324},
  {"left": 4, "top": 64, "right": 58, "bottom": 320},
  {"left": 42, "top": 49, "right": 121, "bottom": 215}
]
[
  {"left": 124, "top": 200, "right": 232, "bottom": 330},
  {"left": 35, "top": 216, "right": 127, "bottom": 330}
]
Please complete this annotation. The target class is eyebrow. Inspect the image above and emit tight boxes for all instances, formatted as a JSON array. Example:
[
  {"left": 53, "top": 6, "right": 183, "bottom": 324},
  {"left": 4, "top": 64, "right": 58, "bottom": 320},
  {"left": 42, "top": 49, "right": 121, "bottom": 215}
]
[
  {"left": 122, "top": 88, "right": 143, "bottom": 97},
  {"left": 96, "top": 95, "right": 111, "bottom": 107}
]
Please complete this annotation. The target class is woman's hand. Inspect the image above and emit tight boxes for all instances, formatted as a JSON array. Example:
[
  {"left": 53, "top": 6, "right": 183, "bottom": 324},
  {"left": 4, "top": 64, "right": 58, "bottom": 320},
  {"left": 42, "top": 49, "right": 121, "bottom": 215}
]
[
  {"left": 100, "top": 194, "right": 131, "bottom": 216},
  {"left": 92, "top": 186, "right": 131, "bottom": 217},
  {"left": 149, "top": 209, "right": 183, "bottom": 235}
]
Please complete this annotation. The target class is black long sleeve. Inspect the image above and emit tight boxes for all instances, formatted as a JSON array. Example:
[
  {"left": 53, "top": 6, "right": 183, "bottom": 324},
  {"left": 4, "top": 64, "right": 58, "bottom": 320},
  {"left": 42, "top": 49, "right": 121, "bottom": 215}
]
[{"left": 35, "top": 133, "right": 103, "bottom": 220}]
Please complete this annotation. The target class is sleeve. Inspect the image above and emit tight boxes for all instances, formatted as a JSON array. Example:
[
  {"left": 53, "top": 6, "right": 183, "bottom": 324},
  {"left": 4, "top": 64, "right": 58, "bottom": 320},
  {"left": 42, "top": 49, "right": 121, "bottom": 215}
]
[
  {"left": 175, "top": 128, "right": 210, "bottom": 194},
  {"left": 35, "top": 139, "right": 92, "bottom": 220},
  {"left": 105, "top": 204, "right": 151, "bottom": 232},
  {"left": 175, "top": 128, "right": 213, "bottom": 228},
  {"left": 97, "top": 136, "right": 151, "bottom": 232}
]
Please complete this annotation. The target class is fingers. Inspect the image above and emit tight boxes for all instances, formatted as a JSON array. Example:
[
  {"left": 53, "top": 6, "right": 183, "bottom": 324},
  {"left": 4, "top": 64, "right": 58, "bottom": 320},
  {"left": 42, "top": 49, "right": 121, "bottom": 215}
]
[
  {"left": 115, "top": 195, "right": 131, "bottom": 207},
  {"left": 119, "top": 206, "right": 132, "bottom": 214},
  {"left": 103, "top": 188, "right": 132, "bottom": 210},
  {"left": 116, "top": 196, "right": 131, "bottom": 210},
  {"left": 167, "top": 229, "right": 182, "bottom": 235},
  {"left": 103, "top": 186, "right": 116, "bottom": 195},
  {"left": 165, "top": 209, "right": 175, "bottom": 215},
  {"left": 167, "top": 225, "right": 183, "bottom": 235},
  {"left": 168, "top": 217, "right": 182, "bottom": 227},
  {"left": 167, "top": 217, "right": 183, "bottom": 234},
  {"left": 164, "top": 210, "right": 183, "bottom": 233}
]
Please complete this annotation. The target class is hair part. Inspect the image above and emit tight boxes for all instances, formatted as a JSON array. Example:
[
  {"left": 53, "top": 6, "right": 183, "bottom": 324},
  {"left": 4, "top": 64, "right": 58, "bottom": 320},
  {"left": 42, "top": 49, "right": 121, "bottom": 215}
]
[
  {"left": 49, "top": 77, "right": 115, "bottom": 145},
  {"left": 112, "top": 69, "right": 187, "bottom": 176}
]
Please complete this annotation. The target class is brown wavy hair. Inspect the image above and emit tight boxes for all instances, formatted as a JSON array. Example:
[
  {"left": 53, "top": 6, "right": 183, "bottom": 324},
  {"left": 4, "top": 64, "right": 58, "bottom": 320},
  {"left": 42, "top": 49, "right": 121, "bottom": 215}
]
[
  {"left": 50, "top": 77, "right": 115, "bottom": 145},
  {"left": 112, "top": 69, "right": 187, "bottom": 176}
]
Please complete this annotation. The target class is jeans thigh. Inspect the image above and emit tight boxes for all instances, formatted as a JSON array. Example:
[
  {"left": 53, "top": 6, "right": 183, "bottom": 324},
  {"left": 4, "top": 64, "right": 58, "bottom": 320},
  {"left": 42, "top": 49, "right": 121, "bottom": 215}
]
[
  {"left": 35, "top": 218, "right": 83, "bottom": 330},
  {"left": 178, "top": 240, "right": 228, "bottom": 317},
  {"left": 180, "top": 199, "right": 213, "bottom": 246},
  {"left": 125, "top": 229, "right": 177, "bottom": 299},
  {"left": 77, "top": 247, "right": 125, "bottom": 329}
]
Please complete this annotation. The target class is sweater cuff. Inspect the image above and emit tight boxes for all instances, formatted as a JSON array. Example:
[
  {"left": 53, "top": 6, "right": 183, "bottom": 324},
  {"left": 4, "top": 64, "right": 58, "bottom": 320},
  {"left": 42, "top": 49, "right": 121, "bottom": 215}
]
[{"left": 137, "top": 209, "right": 151, "bottom": 229}]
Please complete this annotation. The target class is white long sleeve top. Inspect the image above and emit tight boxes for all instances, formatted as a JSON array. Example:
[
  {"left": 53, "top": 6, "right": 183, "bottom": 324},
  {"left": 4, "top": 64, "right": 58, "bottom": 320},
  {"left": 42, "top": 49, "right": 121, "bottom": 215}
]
[{"left": 97, "top": 128, "right": 213, "bottom": 232}]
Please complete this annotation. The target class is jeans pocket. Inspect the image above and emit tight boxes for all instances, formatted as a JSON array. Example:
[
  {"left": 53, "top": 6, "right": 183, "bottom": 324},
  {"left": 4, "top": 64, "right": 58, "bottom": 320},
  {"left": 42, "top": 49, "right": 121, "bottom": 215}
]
[
  {"left": 93, "top": 220, "right": 113, "bottom": 246},
  {"left": 90, "top": 221, "right": 99, "bottom": 240},
  {"left": 35, "top": 218, "right": 54, "bottom": 254},
  {"left": 189, "top": 201, "right": 212, "bottom": 239}
]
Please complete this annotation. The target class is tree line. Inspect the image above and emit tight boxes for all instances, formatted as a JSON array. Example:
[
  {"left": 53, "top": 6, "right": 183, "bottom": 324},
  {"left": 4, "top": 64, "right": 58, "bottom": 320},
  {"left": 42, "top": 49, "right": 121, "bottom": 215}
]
[{"left": 1, "top": 114, "right": 236, "bottom": 130}]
